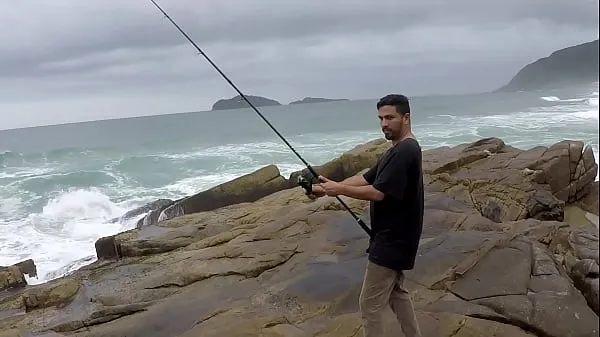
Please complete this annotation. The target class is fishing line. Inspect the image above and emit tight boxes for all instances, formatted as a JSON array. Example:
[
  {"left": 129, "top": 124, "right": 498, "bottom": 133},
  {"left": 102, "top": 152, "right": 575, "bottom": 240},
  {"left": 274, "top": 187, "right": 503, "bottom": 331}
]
[{"left": 149, "top": 0, "right": 372, "bottom": 237}]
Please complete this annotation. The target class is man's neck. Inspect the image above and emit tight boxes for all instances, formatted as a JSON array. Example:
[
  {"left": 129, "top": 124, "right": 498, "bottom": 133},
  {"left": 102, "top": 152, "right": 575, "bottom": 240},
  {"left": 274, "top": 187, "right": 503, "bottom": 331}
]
[{"left": 392, "top": 132, "right": 415, "bottom": 146}]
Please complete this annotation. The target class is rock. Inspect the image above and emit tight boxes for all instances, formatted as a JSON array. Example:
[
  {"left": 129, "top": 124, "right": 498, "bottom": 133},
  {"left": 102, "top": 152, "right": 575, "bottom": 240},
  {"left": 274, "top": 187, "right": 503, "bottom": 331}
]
[
  {"left": 424, "top": 137, "right": 597, "bottom": 223},
  {"left": 109, "top": 198, "right": 174, "bottom": 224},
  {"left": 0, "top": 266, "right": 26, "bottom": 291},
  {"left": 12, "top": 259, "right": 37, "bottom": 279},
  {"left": 454, "top": 239, "right": 597, "bottom": 337},
  {"left": 571, "top": 259, "right": 600, "bottom": 315},
  {"left": 529, "top": 141, "right": 598, "bottom": 203},
  {"left": 549, "top": 222, "right": 599, "bottom": 316},
  {"left": 119, "top": 223, "right": 209, "bottom": 258},
  {"left": 154, "top": 164, "right": 294, "bottom": 226},
  {"left": 211, "top": 95, "right": 281, "bottom": 110},
  {"left": 421, "top": 191, "right": 500, "bottom": 237},
  {"left": 94, "top": 235, "right": 122, "bottom": 259},
  {"left": 135, "top": 199, "right": 174, "bottom": 229},
  {"left": 577, "top": 181, "right": 599, "bottom": 215},
  {"left": 3, "top": 137, "right": 599, "bottom": 337},
  {"left": 288, "top": 97, "right": 349, "bottom": 105},
  {"left": 0, "top": 259, "right": 37, "bottom": 291},
  {"left": 22, "top": 278, "right": 80, "bottom": 312}
]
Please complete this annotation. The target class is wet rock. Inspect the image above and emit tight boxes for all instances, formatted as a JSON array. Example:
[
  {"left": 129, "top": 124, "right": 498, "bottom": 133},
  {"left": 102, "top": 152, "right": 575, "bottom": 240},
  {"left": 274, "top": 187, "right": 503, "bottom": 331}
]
[
  {"left": 135, "top": 199, "right": 174, "bottom": 229},
  {"left": 0, "top": 266, "right": 26, "bottom": 291},
  {"left": 22, "top": 278, "right": 81, "bottom": 312},
  {"left": 12, "top": 260, "right": 37, "bottom": 279},
  {"left": 0, "top": 259, "right": 37, "bottom": 290},
  {"left": 155, "top": 165, "right": 294, "bottom": 225},
  {"left": 94, "top": 235, "right": 122, "bottom": 260},
  {"left": 110, "top": 198, "right": 174, "bottom": 224}
]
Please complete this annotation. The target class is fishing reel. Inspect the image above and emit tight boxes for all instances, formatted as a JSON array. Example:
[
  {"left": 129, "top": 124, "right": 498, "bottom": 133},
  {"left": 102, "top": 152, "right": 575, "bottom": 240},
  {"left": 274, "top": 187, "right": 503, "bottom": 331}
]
[{"left": 297, "top": 175, "right": 312, "bottom": 194}]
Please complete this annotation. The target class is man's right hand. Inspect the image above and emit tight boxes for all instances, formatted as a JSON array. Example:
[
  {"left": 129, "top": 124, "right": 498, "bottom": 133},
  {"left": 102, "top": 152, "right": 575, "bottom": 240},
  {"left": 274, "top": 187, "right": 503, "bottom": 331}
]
[{"left": 306, "top": 185, "right": 326, "bottom": 199}]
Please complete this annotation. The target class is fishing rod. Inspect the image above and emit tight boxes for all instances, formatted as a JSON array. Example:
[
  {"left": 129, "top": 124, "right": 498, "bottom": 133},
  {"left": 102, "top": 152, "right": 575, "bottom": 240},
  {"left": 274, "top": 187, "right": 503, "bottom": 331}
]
[{"left": 149, "top": 0, "right": 372, "bottom": 237}]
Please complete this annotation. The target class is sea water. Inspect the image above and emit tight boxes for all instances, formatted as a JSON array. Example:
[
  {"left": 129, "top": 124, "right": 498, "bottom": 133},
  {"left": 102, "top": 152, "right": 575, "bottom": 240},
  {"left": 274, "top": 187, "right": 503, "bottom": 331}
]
[{"left": 1, "top": 83, "right": 598, "bottom": 284}]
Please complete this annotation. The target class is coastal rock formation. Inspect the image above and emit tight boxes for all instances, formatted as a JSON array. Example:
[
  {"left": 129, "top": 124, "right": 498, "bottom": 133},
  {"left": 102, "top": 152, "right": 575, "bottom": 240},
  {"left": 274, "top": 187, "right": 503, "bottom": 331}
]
[
  {"left": 108, "top": 199, "right": 173, "bottom": 225},
  {"left": 0, "top": 137, "right": 598, "bottom": 336},
  {"left": 211, "top": 95, "right": 281, "bottom": 111},
  {"left": 0, "top": 259, "right": 37, "bottom": 291},
  {"left": 289, "top": 97, "right": 349, "bottom": 105},
  {"left": 495, "top": 39, "right": 599, "bottom": 92}
]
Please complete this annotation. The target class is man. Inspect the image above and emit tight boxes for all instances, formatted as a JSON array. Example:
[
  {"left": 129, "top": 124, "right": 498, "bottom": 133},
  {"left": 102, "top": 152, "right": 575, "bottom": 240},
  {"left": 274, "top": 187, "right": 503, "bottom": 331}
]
[{"left": 307, "top": 94, "right": 423, "bottom": 337}]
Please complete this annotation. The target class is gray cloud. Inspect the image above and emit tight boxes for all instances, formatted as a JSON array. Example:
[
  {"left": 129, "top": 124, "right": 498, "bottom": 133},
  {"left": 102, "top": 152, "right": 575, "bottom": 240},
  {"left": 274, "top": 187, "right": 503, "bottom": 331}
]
[{"left": 0, "top": 0, "right": 598, "bottom": 129}]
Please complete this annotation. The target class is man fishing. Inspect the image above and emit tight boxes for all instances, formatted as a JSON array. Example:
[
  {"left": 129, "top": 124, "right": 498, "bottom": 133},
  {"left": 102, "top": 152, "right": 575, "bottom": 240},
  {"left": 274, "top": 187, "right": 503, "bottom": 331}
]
[
  {"left": 148, "top": 2, "right": 422, "bottom": 334},
  {"left": 308, "top": 94, "right": 424, "bottom": 337}
]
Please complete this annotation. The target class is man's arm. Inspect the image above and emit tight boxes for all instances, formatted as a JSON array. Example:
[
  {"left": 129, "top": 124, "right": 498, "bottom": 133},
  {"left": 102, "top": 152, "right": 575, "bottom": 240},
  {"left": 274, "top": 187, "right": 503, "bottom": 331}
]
[
  {"left": 337, "top": 184, "right": 385, "bottom": 201},
  {"left": 315, "top": 162, "right": 377, "bottom": 189},
  {"left": 308, "top": 174, "right": 370, "bottom": 199},
  {"left": 318, "top": 147, "right": 409, "bottom": 201},
  {"left": 339, "top": 174, "right": 369, "bottom": 186}
]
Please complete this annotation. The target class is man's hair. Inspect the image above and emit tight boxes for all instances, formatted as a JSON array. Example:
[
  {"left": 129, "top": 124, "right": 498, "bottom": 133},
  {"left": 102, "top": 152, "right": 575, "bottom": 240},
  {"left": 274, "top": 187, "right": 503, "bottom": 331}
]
[{"left": 376, "top": 94, "right": 410, "bottom": 114}]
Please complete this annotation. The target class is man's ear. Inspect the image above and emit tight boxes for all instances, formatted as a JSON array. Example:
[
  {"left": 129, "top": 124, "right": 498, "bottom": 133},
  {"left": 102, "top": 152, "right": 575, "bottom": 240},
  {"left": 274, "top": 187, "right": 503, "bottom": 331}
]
[{"left": 403, "top": 113, "right": 410, "bottom": 124}]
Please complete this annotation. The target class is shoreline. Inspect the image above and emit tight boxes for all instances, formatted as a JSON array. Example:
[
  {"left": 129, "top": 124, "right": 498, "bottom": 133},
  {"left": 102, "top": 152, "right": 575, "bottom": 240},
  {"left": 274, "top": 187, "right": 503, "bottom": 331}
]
[
  {"left": 1, "top": 136, "right": 599, "bottom": 336},
  {"left": 5, "top": 136, "right": 600, "bottom": 284}
]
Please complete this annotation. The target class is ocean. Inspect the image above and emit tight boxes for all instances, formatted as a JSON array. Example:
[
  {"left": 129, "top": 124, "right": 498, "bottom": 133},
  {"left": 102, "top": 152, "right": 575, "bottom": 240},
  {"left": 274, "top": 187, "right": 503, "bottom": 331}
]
[{"left": 1, "top": 83, "right": 598, "bottom": 285}]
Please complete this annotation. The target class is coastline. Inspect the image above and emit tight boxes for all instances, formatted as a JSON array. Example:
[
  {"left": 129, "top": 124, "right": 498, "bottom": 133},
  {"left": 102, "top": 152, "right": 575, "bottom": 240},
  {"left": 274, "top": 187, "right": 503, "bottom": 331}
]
[{"left": 1, "top": 136, "right": 599, "bottom": 336}]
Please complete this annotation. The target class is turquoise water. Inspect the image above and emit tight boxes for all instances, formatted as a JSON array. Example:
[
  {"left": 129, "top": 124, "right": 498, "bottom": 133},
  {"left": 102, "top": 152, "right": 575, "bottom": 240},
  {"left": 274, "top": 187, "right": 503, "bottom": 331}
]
[{"left": 0, "top": 83, "right": 598, "bottom": 283}]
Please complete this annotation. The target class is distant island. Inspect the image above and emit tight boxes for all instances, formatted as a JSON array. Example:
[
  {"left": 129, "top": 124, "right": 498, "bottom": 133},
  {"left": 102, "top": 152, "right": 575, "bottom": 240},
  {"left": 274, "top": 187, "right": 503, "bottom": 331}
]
[
  {"left": 495, "top": 39, "right": 599, "bottom": 92},
  {"left": 288, "top": 97, "right": 349, "bottom": 105},
  {"left": 211, "top": 95, "right": 351, "bottom": 110},
  {"left": 211, "top": 95, "right": 281, "bottom": 111}
]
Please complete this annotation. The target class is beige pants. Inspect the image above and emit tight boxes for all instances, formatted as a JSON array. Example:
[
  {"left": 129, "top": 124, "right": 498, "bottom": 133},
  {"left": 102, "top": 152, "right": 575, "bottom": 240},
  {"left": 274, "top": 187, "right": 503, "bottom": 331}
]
[{"left": 359, "top": 260, "right": 422, "bottom": 337}]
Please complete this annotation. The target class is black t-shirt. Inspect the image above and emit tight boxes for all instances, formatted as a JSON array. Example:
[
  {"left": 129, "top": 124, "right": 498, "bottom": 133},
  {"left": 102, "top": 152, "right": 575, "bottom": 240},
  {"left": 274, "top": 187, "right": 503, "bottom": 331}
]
[{"left": 362, "top": 138, "right": 424, "bottom": 271}]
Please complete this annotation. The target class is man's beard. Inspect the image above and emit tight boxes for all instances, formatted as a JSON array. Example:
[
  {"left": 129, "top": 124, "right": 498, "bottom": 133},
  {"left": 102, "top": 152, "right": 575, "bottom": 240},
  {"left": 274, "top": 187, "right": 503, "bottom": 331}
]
[{"left": 383, "top": 129, "right": 394, "bottom": 140}]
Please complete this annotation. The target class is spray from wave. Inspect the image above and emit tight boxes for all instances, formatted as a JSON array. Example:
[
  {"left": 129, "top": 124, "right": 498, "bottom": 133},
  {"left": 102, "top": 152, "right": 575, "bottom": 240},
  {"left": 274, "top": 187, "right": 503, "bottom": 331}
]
[{"left": 0, "top": 188, "right": 140, "bottom": 284}]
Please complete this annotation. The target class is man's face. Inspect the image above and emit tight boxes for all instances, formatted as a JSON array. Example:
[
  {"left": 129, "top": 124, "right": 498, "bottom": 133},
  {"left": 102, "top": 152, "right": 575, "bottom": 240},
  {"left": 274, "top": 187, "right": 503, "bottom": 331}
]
[{"left": 377, "top": 105, "right": 409, "bottom": 141}]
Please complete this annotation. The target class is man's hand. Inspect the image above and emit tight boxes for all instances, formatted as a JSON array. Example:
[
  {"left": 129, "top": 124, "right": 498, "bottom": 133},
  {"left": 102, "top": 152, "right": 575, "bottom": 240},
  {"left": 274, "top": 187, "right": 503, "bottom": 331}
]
[
  {"left": 306, "top": 184, "right": 326, "bottom": 200},
  {"left": 316, "top": 176, "right": 346, "bottom": 197}
]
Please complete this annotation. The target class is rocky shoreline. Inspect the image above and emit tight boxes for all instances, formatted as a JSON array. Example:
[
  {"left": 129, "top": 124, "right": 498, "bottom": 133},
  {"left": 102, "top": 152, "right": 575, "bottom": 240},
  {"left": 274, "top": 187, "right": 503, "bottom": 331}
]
[{"left": 1, "top": 137, "right": 599, "bottom": 337}]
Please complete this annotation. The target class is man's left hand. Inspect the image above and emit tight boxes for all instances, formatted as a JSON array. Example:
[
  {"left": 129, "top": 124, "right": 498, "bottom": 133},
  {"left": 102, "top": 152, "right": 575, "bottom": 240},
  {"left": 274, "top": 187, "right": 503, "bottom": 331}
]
[{"left": 316, "top": 176, "right": 346, "bottom": 196}]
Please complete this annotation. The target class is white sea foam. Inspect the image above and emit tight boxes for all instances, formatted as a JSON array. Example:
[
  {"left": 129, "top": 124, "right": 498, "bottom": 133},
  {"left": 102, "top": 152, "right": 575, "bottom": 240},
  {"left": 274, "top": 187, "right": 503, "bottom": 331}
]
[
  {"left": 0, "top": 188, "right": 140, "bottom": 284},
  {"left": 541, "top": 96, "right": 561, "bottom": 102}
]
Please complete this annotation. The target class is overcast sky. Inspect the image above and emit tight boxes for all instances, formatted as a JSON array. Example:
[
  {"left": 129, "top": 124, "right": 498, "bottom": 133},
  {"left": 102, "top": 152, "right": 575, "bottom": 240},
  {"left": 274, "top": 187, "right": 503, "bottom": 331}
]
[{"left": 1, "top": 0, "right": 598, "bottom": 130}]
